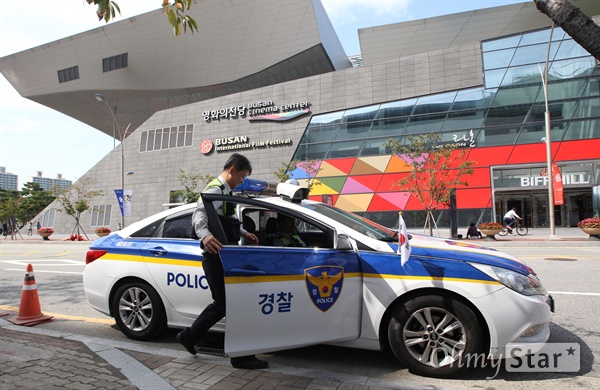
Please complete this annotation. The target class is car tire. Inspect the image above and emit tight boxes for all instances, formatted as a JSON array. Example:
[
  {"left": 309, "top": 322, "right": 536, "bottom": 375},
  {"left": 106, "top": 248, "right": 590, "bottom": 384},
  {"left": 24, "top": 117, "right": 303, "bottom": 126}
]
[
  {"left": 112, "top": 281, "right": 167, "bottom": 341},
  {"left": 387, "top": 295, "right": 482, "bottom": 378}
]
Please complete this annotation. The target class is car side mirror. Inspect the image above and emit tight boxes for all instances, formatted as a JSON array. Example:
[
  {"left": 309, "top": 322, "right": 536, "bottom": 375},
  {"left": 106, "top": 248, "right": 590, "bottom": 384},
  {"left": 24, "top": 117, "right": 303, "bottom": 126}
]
[{"left": 336, "top": 234, "right": 353, "bottom": 251}]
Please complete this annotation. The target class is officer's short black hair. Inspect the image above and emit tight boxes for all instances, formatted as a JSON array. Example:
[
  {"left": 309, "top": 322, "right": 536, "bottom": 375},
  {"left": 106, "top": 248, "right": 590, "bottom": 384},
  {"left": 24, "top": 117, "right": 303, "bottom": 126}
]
[{"left": 224, "top": 153, "right": 252, "bottom": 174}]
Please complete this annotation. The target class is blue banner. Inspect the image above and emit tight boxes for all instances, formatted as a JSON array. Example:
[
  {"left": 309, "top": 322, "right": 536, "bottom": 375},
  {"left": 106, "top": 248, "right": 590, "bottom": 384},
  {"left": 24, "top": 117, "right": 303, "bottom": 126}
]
[
  {"left": 114, "top": 189, "right": 124, "bottom": 216},
  {"left": 114, "top": 189, "right": 133, "bottom": 217}
]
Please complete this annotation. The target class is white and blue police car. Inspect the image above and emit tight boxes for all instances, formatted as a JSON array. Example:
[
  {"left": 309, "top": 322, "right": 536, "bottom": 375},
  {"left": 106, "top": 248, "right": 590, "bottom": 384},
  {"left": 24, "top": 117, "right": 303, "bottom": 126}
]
[{"left": 83, "top": 179, "right": 554, "bottom": 378}]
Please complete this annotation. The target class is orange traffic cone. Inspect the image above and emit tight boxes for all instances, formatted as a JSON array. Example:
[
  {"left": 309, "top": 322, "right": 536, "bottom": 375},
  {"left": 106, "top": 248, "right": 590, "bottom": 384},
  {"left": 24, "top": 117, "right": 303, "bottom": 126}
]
[{"left": 8, "top": 264, "right": 53, "bottom": 326}]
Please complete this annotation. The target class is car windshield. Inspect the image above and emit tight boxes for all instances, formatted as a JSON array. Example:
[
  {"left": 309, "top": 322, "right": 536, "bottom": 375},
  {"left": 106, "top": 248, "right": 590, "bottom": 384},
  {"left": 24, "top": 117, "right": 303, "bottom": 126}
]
[{"left": 304, "top": 202, "right": 397, "bottom": 241}]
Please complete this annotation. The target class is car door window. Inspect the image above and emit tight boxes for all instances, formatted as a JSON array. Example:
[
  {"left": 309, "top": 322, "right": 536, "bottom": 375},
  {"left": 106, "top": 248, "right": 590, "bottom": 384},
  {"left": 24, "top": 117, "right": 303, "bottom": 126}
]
[
  {"left": 242, "top": 208, "right": 332, "bottom": 248},
  {"left": 162, "top": 213, "right": 193, "bottom": 239}
]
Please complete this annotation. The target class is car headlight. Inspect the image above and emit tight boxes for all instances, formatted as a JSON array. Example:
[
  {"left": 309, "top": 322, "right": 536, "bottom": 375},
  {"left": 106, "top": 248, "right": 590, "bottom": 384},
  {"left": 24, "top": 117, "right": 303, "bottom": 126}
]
[
  {"left": 469, "top": 262, "right": 548, "bottom": 296},
  {"left": 489, "top": 266, "right": 547, "bottom": 296}
]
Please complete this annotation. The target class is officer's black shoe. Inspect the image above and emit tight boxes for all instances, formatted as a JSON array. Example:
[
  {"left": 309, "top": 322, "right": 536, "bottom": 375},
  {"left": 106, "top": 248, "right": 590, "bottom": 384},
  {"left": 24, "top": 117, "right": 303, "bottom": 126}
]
[
  {"left": 176, "top": 330, "right": 197, "bottom": 355},
  {"left": 231, "top": 355, "right": 269, "bottom": 369}
]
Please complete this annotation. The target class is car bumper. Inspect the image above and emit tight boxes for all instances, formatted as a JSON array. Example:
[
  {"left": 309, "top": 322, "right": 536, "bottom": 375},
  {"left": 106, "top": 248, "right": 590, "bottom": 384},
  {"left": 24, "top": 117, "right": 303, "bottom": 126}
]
[{"left": 476, "top": 289, "right": 553, "bottom": 359}]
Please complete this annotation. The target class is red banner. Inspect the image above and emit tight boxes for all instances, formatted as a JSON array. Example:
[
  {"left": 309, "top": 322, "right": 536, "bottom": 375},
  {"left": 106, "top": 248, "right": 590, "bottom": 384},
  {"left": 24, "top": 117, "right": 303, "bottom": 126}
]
[{"left": 552, "top": 163, "right": 564, "bottom": 205}]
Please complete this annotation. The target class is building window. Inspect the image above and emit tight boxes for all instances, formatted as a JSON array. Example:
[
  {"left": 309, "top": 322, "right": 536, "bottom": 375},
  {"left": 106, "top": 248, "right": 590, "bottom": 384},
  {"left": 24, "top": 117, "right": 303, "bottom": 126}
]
[
  {"left": 139, "top": 124, "right": 194, "bottom": 152},
  {"left": 293, "top": 26, "right": 598, "bottom": 165},
  {"left": 57, "top": 66, "right": 79, "bottom": 83},
  {"left": 91, "top": 204, "right": 112, "bottom": 227},
  {"left": 102, "top": 53, "right": 128, "bottom": 72}
]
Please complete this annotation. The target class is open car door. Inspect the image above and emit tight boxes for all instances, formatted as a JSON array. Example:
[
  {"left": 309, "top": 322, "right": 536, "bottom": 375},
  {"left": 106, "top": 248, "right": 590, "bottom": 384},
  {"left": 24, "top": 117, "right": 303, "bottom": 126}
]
[{"left": 202, "top": 193, "right": 362, "bottom": 358}]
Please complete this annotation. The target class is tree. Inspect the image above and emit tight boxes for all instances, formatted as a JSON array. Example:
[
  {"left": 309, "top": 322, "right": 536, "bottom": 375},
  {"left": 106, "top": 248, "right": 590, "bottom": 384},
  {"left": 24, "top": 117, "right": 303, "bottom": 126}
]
[
  {"left": 170, "top": 167, "right": 214, "bottom": 204},
  {"left": 0, "top": 196, "right": 21, "bottom": 239},
  {"left": 386, "top": 133, "right": 476, "bottom": 236},
  {"left": 533, "top": 0, "right": 600, "bottom": 60},
  {"left": 87, "top": 0, "right": 198, "bottom": 36},
  {"left": 19, "top": 182, "right": 55, "bottom": 225},
  {"left": 54, "top": 177, "right": 103, "bottom": 239}
]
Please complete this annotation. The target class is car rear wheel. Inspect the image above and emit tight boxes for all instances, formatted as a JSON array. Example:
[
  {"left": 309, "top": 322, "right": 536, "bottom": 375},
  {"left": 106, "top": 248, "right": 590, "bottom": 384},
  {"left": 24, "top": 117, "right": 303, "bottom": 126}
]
[
  {"left": 112, "top": 281, "right": 167, "bottom": 341},
  {"left": 388, "top": 295, "right": 482, "bottom": 378}
]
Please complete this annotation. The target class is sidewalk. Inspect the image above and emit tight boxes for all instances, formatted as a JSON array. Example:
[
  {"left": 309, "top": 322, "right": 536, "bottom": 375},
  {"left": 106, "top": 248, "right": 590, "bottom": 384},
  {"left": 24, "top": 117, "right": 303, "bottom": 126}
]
[
  {"left": 0, "top": 318, "right": 415, "bottom": 390},
  {"left": 5, "top": 227, "right": 599, "bottom": 247}
]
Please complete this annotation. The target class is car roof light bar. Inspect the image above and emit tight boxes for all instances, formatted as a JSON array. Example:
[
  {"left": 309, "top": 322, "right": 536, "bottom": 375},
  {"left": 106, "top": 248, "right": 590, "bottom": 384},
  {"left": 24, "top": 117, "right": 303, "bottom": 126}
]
[{"left": 276, "top": 180, "right": 309, "bottom": 203}]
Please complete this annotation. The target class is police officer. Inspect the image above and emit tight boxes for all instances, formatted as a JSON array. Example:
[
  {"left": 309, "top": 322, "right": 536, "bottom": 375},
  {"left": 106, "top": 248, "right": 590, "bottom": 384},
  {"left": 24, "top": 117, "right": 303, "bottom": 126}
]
[
  {"left": 176, "top": 153, "right": 267, "bottom": 369},
  {"left": 273, "top": 214, "right": 306, "bottom": 247}
]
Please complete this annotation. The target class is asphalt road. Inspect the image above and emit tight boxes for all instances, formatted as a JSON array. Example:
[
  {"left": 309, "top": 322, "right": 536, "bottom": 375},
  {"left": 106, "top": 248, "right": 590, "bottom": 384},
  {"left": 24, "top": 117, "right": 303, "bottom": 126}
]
[{"left": 0, "top": 240, "right": 598, "bottom": 389}]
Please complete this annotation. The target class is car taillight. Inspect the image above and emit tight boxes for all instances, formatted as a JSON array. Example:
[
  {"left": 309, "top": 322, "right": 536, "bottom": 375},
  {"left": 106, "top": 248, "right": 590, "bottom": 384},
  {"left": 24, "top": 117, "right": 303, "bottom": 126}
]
[{"left": 86, "top": 249, "right": 107, "bottom": 264}]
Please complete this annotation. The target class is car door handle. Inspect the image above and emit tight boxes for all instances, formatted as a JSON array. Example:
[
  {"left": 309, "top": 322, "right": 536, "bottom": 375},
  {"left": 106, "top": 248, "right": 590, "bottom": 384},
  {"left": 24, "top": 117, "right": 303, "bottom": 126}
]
[
  {"left": 230, "top": 267, "right": 267, "bottom": 276},
  {"left": 148, "top": 247, "right": 168, "bottom": 256}
]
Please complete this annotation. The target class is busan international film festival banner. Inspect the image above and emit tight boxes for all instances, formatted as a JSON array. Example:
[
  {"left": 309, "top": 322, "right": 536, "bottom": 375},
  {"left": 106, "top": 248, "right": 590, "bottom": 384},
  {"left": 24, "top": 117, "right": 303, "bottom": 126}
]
[{"left": 114, "top": 189, "right": 133, "bottom": 217}]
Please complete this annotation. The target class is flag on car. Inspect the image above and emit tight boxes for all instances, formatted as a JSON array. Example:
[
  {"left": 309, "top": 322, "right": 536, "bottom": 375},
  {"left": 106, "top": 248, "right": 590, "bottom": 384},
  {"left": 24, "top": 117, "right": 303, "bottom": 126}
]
[{"left": 397, "top": 212, "right": 411, "bottom": 266}]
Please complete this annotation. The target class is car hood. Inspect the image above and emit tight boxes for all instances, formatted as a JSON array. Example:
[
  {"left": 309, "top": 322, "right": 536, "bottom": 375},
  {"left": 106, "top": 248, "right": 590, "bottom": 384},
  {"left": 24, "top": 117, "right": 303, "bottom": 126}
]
[{"left": 389, "top": 234, "right": 533, "bottom": 275}]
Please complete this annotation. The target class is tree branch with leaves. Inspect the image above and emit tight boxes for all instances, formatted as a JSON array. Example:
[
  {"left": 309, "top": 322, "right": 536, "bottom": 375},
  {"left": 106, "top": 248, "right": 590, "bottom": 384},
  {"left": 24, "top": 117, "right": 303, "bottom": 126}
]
[
  {"left": 170, "top": 167, "right": 215, "bottom": 204},
  {"left": 86, "top": 0, "right": 198, "bottom": 36},
  {"left": 386, "top": 133, "right": 476, "bottom": 236}
]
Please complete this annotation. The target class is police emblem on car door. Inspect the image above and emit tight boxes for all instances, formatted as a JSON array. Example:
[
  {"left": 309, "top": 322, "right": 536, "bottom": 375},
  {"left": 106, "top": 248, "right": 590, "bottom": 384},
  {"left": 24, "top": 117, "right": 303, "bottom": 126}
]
[{"left": 305, "top": 266, "right": 343, "bottom": 312}]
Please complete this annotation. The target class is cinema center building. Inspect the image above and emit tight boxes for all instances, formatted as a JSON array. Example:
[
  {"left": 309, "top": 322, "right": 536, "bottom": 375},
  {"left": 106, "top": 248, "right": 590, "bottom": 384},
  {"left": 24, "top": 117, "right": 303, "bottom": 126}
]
[{"left": 1, "top": 0, "right": 599, "bottom": 233}]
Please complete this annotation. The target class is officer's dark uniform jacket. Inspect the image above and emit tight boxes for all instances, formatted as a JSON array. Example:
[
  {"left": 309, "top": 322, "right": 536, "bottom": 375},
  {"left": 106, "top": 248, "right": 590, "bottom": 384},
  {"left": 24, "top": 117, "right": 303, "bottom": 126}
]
[{"left": 192, "top": 176, "right": 247, "bottom": 245}]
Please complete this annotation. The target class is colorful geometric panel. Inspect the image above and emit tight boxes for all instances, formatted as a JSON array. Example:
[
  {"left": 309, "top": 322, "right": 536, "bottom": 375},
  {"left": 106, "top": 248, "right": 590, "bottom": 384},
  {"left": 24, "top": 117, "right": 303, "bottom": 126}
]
[
  {"left": 385, "top": 155, "right": 412, "bottom": 173},
  {"left": 349, "top": 156, "right": 391, "bottom": 175},
  {"left": 309, "top": 177, "right": 347, "bottom": 195},
  {"left": 404, "top": 194, "right": 424, "bottom": 210},
  {"left": 321, "top": 158, "right": 356, "bottom": 176},
  {"left": 401, "top": 153, "right": 428, "bottom": 166},
  {"left": 342, "top": 174, "right": 383, "bottom": 194},
  {"left": 341, "top": 177, "right": 373, "bottom": 194},
  {"left": 464, "top": 146, "right": 513, "bottom": 167},
  {"left": 334, "top": 194, "right": 375, "bottom": 212},
  {"left": 367, "top": 192, "right": 411, "bottom": 211},
  {"left": 293, "top": 160, "right": 323, "bottom": 179},
  {"left": 317, "top": 160, "right": 352, "bottom": 177},
  {"left": 377, "top": 173, "right": 409, "bottom": 192},
  {"left": 456, "top": 188, "right": 493, "bottom": 209},
  {"left": 464, "top": 168, "right": 491, "bottom": 188}
]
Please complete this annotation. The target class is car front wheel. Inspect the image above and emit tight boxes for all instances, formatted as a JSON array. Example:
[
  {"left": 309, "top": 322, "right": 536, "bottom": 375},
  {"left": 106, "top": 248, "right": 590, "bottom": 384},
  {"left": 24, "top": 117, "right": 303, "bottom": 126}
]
[
  {"left": 388, "top": 295, "right": 483, "bottom": 378},
  {"left": 112, "top": 281, "right": 167, "bottom": 341}
]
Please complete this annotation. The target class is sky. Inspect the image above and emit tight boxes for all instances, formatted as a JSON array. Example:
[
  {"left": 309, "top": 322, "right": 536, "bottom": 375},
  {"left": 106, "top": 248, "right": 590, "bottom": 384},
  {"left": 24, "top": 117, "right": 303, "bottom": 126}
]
[{"left": 0, "top": 0, "right": 527, "bottom": 189}]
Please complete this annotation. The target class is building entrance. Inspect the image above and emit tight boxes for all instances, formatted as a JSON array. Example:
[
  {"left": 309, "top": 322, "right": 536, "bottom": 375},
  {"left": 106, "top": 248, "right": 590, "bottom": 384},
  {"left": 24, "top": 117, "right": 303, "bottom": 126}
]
[
  {"left": 495, "top": 190, "right": 593, "bottom": 228},
  {"left": 495, "top": 195, "right": 533, "bottom": 227}
]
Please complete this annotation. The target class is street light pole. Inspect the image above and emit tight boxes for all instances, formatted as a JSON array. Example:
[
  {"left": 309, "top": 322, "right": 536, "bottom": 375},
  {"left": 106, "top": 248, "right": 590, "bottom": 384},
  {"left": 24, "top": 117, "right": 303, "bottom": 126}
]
[
  {"left": 539, "top": 24, "right": 560, "bottom": 240},
  {"left": 95, "top": 93, "right": 134, "bottom": 228}
]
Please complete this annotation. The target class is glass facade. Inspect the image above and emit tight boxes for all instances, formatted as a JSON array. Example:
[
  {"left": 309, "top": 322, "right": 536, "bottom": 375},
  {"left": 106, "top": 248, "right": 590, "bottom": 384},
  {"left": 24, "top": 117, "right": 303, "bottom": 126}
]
[{"left": 291, "top": 26, "right": 600, "bottom": 228}]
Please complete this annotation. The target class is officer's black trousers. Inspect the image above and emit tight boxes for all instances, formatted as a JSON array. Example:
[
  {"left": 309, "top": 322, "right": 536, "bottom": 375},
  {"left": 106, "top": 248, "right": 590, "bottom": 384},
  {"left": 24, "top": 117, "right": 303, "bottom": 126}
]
[{"left": 186, "top": 253, "right": 226, "bottom": 340}]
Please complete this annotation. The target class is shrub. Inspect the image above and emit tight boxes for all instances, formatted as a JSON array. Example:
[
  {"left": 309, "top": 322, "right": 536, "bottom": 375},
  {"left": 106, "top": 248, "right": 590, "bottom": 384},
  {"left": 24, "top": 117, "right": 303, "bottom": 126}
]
[
  {"left": 94, "top": 227, "right": 111, "bottom": 234},
  {"left": 478, "top": 222, "right": 503, "bottom": 230},
  {"left": 64, "top": 234, "right": 86, "bottom": 241},
  {"left": 577, "top": 217, "right": 600, "bottom": 229},
  {"left": 38, "top": 227, "right": 54, "bottom": 234}
]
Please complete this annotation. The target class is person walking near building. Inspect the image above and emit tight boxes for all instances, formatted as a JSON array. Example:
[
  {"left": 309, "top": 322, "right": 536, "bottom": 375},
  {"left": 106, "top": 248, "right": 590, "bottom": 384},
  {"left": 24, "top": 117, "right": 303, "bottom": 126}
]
[
  {"left": 27, "top": 221, "right": 33, "bottom": 236},
  {"left": 176, "top": 153, "right": 266, "bottom": 369}
]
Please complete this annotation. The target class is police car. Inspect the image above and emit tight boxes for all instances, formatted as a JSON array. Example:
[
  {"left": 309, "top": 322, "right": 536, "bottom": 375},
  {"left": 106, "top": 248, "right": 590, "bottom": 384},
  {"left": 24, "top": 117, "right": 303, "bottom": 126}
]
[{"left": 83, "top": 180, "right": 554, "bottom": 378}]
